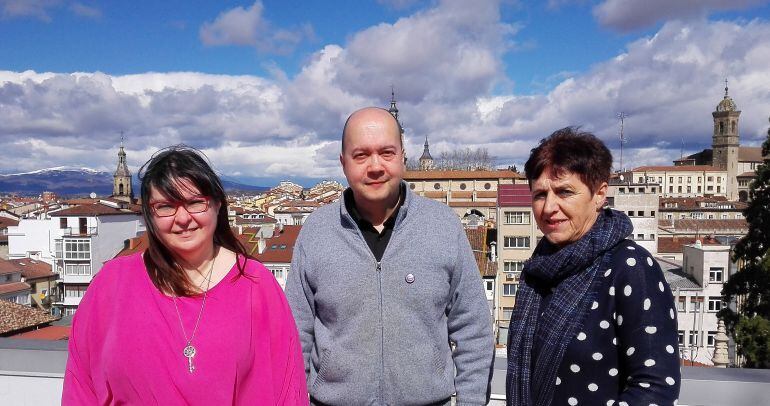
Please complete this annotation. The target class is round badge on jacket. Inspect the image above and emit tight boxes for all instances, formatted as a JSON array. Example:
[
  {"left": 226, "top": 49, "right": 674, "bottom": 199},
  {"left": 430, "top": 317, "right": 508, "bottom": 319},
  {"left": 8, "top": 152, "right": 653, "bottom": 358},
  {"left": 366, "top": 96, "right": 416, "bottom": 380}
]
[{"left": 405, "top": 273, "right": 415, "bottom": 283}]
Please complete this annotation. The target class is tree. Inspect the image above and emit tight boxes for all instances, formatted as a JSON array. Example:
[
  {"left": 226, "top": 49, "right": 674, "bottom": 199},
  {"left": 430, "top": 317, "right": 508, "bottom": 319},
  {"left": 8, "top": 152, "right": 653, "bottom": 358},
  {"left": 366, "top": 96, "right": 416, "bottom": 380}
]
[{"left": 719, "top": 116, "right": 770, "bottom": 368}]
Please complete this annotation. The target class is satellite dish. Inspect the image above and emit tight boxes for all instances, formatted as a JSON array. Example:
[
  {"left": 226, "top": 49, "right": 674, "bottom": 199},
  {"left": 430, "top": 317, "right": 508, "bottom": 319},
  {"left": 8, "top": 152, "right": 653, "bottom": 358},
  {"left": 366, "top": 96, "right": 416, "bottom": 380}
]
[{"left": 90, "top": 192, "right": 97, "bottom": 199}]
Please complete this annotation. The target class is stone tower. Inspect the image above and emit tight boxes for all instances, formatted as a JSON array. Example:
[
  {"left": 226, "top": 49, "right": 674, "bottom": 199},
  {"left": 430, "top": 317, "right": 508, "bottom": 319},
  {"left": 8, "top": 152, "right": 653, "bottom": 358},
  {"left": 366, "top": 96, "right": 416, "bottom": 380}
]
[
  {"left": 711, "top": 80, "right": 740, "bottom": 200},
  {"left": 113, "top": 136, "right": 133, "bottom": 202},
  {"left": 419, "top": 136, "right": 434, "bottom": 171},
  {"left": 387, "top": 87, "right": 407, "bottom": 165}
]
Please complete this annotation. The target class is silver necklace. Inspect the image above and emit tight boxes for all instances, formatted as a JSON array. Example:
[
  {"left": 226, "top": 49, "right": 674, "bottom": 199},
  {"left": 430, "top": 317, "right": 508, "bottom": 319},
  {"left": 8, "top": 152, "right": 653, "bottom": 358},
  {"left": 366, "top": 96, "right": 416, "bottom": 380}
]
[{"left": 171, "top": 252, "right": 216, "bottom": 374}]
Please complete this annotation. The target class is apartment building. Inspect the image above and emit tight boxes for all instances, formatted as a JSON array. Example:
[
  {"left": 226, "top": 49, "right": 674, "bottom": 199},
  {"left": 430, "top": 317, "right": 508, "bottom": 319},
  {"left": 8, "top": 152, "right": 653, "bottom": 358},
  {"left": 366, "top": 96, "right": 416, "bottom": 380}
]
[
  {"left": 607, "top": 179, "right": 660, "bottom": 254},
  {"left": 495, "top": 184, "right": 541, "bottom": 345},
  {"left": 404, "top": 169, "right": 524, "bottom": 223}
]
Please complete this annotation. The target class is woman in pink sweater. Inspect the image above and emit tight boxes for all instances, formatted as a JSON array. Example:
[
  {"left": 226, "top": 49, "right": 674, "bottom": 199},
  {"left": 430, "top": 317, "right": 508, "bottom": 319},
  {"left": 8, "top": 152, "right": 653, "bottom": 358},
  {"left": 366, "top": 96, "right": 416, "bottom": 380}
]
[{"left": 62, "top": 146, "right": 308, "bottom": 405}]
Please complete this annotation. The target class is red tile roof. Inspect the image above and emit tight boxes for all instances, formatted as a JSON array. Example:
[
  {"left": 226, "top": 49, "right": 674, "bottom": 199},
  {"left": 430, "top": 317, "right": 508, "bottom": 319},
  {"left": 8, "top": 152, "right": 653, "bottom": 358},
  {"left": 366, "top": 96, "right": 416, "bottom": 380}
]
[
  {"left": 0, "top": 281, "right": 31, "bottom": 295},
  {"left": 0, "top": 300, "right": 57, "bottom": 336},
  {"left": 114, "top": 234, "right": 148, "bottom": 258},
  {"left": 464, "top": 228, "right": 496, "bottom": 277},
  {"left": 51, "top": 202, "right": 141, "bottom": 217},
  {"left": 6, "top": 258, "right": 55, "bottom": 280},
  {"left": 11, "top": 325, "right": 70, "bottom": 340},
  {"left": 238, "top": 225, "right": 301, "bottom": 264},
  {"left": 658, "top": 219, "right": 748, "bottom": 233},
  {"left": 658, "top": 237, "right": 723, "bottom": 254},
  {"left": 738, "top": 146, "right": 765, "bottom": 162},
  {"left": 404, "top": 170, "right": 523, "bottom": 180},
  {"left": 0, "top": 217, "right": 19, "bottom": 228},
  {"left": 498, "top": 184, "right": 532, "bottom": 207}
]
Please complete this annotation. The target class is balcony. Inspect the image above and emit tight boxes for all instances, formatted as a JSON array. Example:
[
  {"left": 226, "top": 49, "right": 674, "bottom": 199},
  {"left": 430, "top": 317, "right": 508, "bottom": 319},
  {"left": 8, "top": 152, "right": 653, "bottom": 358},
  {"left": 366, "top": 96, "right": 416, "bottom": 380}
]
[
  {"left": 62, "top": 226, "right": 97, "bottom": 237},
  {"left": 1, "top": 337, "right": 768, "bottom": 405}
]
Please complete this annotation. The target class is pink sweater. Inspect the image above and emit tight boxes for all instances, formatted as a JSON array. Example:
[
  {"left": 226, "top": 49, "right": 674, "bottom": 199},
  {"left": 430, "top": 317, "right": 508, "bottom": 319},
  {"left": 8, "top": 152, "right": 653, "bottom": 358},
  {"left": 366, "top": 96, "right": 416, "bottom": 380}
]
[{"left": 62, "top": 253, "right": 309, "bottom": 405}]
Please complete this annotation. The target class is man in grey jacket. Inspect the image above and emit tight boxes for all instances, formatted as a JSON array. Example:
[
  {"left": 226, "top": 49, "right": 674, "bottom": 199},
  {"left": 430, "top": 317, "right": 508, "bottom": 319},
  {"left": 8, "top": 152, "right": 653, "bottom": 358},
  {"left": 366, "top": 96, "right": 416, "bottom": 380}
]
[{"left": 286, "top": 107, "right": 494, "bottom": 406}]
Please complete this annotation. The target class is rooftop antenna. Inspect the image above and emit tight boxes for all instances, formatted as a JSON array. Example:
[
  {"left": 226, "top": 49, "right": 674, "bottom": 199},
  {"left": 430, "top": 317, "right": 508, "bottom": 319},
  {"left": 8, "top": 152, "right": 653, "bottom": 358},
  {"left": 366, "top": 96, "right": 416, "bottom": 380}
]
[
  {"left": 680, "top": 137, "right": 684, "bottom": 160},
  {"left": 617, "top": 112, "right": 628, "bottom": 172}
]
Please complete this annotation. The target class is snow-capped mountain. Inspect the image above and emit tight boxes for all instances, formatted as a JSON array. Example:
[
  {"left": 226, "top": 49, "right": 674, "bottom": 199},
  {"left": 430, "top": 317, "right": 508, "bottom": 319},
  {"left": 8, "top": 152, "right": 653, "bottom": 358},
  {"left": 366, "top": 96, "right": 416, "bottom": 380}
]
[{"left": 0, "top": 167, "right": 267, "bottom": 196}]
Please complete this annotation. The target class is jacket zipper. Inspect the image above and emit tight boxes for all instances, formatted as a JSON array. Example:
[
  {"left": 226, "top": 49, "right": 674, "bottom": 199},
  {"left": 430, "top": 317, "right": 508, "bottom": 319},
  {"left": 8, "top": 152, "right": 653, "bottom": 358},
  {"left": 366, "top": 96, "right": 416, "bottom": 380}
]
[{"left": 376, "top": 261, "right": 385, "bottom": 405}]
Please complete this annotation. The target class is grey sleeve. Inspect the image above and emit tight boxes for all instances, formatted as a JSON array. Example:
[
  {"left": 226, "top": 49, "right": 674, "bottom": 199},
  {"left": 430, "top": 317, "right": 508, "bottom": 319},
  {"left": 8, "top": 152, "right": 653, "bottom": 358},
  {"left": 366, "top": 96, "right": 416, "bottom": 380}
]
[
  {"left": 285, "top": 240, "right": 315, "bottom": 387},
  {"left": 446, "top": 227, "right": 495, "bottom": 406}
]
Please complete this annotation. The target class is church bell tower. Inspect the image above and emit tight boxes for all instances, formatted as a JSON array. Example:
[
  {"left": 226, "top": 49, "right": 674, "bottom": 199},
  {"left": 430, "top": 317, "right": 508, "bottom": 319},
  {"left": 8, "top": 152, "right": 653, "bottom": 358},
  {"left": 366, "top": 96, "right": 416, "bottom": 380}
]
[
  {"left": 711, "top": 80, "right": 740, "bottom": 200},
  {"left": 113, "top": 134, "right": 134, "bottom": 202}
]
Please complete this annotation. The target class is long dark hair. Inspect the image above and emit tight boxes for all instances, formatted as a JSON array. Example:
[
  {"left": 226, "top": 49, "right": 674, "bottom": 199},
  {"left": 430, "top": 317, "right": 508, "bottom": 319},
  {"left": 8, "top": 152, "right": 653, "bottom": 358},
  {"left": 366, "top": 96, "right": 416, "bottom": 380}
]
[{"left": 138, "top": 145, "right": 248, "bottom": 296}]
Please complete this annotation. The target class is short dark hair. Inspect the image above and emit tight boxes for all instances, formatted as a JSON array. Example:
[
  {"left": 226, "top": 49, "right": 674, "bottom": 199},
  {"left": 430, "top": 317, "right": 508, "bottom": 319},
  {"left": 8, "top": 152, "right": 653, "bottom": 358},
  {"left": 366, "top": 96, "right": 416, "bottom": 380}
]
[
  {"left": 341, "top": 107, "right": 404, "bottom": 152},
  {"left": 138, "top": 145, "right": 248, "bottom": 296},
  {"left": 524, "top": 127, "right": 612, "bottom": 193}
]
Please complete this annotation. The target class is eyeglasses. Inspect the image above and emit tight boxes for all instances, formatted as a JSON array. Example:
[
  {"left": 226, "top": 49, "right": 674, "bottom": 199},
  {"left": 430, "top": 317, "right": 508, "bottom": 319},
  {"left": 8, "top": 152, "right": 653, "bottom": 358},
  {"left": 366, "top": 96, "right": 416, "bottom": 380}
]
[{"left": 150, "top": 197, "right": 210, "bottom": 217}]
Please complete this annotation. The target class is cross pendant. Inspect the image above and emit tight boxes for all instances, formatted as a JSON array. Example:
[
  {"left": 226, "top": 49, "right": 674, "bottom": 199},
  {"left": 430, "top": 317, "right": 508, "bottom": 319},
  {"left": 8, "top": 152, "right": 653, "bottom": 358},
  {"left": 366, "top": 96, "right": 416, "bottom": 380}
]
[{"left": 183, "top": 344, "right": 196, "bottom": 373}]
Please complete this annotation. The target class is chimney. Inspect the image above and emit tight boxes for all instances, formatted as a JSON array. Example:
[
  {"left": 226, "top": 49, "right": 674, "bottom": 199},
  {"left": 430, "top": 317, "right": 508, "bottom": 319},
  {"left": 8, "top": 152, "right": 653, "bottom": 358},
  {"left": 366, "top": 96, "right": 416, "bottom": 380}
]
[
  {"left": 490, "top": 241, "right": 497, "bottom": 263},
  {"left": 258, "top": 237, "right": 266, "bottom": 255}
]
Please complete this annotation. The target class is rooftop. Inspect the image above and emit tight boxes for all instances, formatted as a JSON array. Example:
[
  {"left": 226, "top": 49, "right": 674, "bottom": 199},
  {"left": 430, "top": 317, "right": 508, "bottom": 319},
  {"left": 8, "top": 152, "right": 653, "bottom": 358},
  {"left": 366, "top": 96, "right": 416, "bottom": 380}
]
[
  {"left": 0, "top": 300, "right": 57, "bottom": 336},
  {"left": 404, "top": 169, "right": 523, "bottom": 180}
]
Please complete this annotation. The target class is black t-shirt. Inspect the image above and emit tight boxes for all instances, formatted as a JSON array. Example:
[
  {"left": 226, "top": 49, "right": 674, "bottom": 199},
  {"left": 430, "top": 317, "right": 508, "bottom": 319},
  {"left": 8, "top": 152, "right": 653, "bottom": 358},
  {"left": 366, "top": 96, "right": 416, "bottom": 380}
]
[{"left": 344, "top": 185, "right": 404, "bottom": 262}]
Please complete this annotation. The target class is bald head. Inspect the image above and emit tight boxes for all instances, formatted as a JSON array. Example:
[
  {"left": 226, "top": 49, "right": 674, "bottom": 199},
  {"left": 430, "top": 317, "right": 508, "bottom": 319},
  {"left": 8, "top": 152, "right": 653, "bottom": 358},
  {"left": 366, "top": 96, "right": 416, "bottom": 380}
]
[{"left": 341, "top": 107, "right": 403, "bottom": 153}]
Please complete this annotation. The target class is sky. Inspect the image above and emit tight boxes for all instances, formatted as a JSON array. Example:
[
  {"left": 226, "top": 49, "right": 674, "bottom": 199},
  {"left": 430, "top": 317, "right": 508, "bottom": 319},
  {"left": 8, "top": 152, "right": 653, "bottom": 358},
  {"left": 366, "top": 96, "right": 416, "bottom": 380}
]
[{"left": 1, "top": 0, "right": 770, "bottom": 187}]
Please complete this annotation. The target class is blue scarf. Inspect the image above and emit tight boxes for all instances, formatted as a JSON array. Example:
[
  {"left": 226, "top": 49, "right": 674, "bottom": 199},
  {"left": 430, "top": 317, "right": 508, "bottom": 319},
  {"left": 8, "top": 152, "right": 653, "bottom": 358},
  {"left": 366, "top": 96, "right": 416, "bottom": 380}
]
[{"left": 505, "top": 209, "right": 633, "bottom": 406}]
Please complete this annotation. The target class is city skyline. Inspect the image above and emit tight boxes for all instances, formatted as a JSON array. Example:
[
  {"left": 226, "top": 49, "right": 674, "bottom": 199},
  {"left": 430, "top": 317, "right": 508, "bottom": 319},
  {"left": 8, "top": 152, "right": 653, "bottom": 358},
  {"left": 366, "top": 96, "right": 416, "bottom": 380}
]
[{"left": 1, "top": 0, "right": 770, "bottom": 186}]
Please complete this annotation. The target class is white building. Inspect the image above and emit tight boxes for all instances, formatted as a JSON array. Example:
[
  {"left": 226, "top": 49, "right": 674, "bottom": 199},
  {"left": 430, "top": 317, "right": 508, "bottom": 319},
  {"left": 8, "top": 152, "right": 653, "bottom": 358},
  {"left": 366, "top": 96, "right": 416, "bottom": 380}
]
[
  {"left": 659, "top": 241, "right": 734, "bottom": 366},
  {"left": 608, "top": 179, "right": 660, "bottom": 254}
]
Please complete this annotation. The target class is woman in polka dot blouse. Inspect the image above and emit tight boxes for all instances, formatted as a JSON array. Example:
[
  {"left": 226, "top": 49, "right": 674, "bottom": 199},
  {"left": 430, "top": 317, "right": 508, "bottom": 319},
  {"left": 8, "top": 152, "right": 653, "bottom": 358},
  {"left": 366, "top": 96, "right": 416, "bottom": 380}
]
[{"left": 505, "top": 127, "right": 681, "bottom": 406}]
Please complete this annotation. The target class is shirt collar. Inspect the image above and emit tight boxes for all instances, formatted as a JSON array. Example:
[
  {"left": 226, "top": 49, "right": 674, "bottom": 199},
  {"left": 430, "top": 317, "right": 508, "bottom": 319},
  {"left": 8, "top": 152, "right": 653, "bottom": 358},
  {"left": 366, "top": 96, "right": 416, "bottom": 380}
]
[{"left": 344, "top": 182, "right": 405, "bottom": 232}]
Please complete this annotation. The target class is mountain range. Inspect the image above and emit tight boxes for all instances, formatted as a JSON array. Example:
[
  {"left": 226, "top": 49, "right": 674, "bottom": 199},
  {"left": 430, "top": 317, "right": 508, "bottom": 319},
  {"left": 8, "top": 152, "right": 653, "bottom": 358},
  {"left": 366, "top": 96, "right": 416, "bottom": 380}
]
[{"left": 0, "top": 167, "right": 268, "bottom": 197}]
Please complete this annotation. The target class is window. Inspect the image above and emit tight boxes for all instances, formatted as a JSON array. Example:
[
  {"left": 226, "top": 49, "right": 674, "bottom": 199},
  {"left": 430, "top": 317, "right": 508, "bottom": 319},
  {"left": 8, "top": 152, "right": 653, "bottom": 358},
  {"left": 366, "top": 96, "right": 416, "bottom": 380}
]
[
  {"left": 637, "top": 211, "right": 644, "bottom": 217},
  {"left": 638, "top": 177, "right": 643, "bottom": 183},
  {"left": 708, "top": 297, "right": 723, "bottom": 312},
  {"left": 678, "top": 177, "right": 682, "bottom": 183},
  {"left": 649, "top": 234, "right": 655, "bottom": 240},
  {"left": 669, "top": 177, "right": 674, "bottom": 183},
  {"left": 65, "top": 285, "right": 88, "bottom": 298},
  {"left": 707, "top": 331, "right": 717, "bottom": 347},
  {"left": 504, "top": 236, "right": 530, "bottom": 249},
  {"left": 676, "top": 298, "right": 686, "bottom": 312},
  {"left": 688, "top": 331, "right": 700, "bottom": 346},
  {"left": 708, "top": 176, "right": 713, "bottom": 182},
  {"left": 707, "top": 185, "right": 713, "bottom": 191},
  {"left": 678, "top": 330, "right": 685, "bottom": 346},
  {"left": 651, "top": 211, "right": 656, "bottom": 217},
  {"left": 619, "top": 187, "right": 625, "bottom": 194},
  {"left": 666, "top": 214, "right": 673, "bottom": 220},
  {"left": 717, "top": 186, "right": 721, "bottom": 193},
  {"left": 678, "top": 186, "right": 682, "bottom": 193},
  {"left": 271, "top": 268, "right": 284, "bottom": 279},
  {"left": 502, "top": 307, "right": 514, "bottom": 320},
  {"left": 504, "top": 211, "right": 530, "bottom": 224},
  {"left": 60, "top": 218, "right": 67, "bottom": 229},
  {"left": 689, "top": 298, "right": 702, "bottom": 313},
  {"left": 433, "top": 183, "right": 441, "bottom": 190},
  {"left": 504, "top": 261, "right": 524, "bottom": 273},
  {"left": 64, "top": 239, "right": 90, "bottom": 260},
  {"left": 503, "top": 284, "right": 517, "bottom": 296},
  {"left": 697, "top": 177, "right": 702, "bottom": 183},
  {"left": 459, "top": 183, "right": 466, "bottom": 190},
  {"left": 484, "top": 183, "right": 491, "bottom": 190},
  {"left": 651, "top": 187, "right": 656, "bottom": 193},
  {"left": 687, "top": 176, "right": 691, "bottom": 182},
  {"left": 721, "top": 214, "right": 728, "bottom": 219},
  {"left": 485, "top": 281, "right": 494, "bottom": 291},
  {"left": 629, "top": 187, "right": 636, "bottom": 193},
  {"left": 697, "top": 186, "right": 702, "bottom": 193},
  {"left": 627, "top": 211, "right": 634, "bottom": 217},
  {"left": 668, "top": 186, "right": 673, "bottom": 193},
  {"left": 687, "top": 186, "right": 692, "bottom": 193},
  {"left": 637, "top": 233, "right": 644, "bottom": 240},
  {"left": 64, "top": 264, "right": 91, "bottom": 276},
  {"left": 640, "top": 187, "right": 646, "bottom": 193}
]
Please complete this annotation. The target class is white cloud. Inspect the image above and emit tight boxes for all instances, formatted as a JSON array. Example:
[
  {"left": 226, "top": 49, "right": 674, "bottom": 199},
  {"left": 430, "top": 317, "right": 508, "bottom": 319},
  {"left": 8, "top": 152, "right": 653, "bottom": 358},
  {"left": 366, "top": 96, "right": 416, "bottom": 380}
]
[
  {"left": 2, "top": 2, "right": 770, "bottom": 183},
  {"left": 593, "top": 0, "right": 770, "bottom": 31},
  {"left": 199, "top": 1, "right": 313, "bottom": 54},
  {"left": 69, "top": 2, "right": 101, "bottom": 19},
  {"left": 0, "top": 0, "right": 59, "bottom": 21}
]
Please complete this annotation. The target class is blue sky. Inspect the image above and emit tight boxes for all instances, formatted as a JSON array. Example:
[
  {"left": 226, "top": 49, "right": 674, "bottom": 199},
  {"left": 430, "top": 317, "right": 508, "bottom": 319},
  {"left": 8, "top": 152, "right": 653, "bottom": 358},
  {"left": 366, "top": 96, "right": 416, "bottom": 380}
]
[{"left": 1, "top": 0, "right": 770, "bottom": 186}]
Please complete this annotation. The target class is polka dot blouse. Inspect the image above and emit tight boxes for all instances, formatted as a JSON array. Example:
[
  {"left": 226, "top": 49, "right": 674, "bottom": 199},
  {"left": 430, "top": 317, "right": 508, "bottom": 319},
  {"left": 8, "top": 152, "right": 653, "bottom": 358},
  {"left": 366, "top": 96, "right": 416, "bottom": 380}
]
[{"left": 542, "top": 240, "right": 681, "bottom": 406}]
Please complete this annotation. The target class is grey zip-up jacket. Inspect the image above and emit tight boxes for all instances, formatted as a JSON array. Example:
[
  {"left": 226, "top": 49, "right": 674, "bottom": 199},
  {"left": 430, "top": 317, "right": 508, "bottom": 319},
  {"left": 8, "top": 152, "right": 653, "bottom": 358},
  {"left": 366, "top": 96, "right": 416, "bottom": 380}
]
[{"left": 286, "top": 183, "right": 494, "bottom": 406}]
